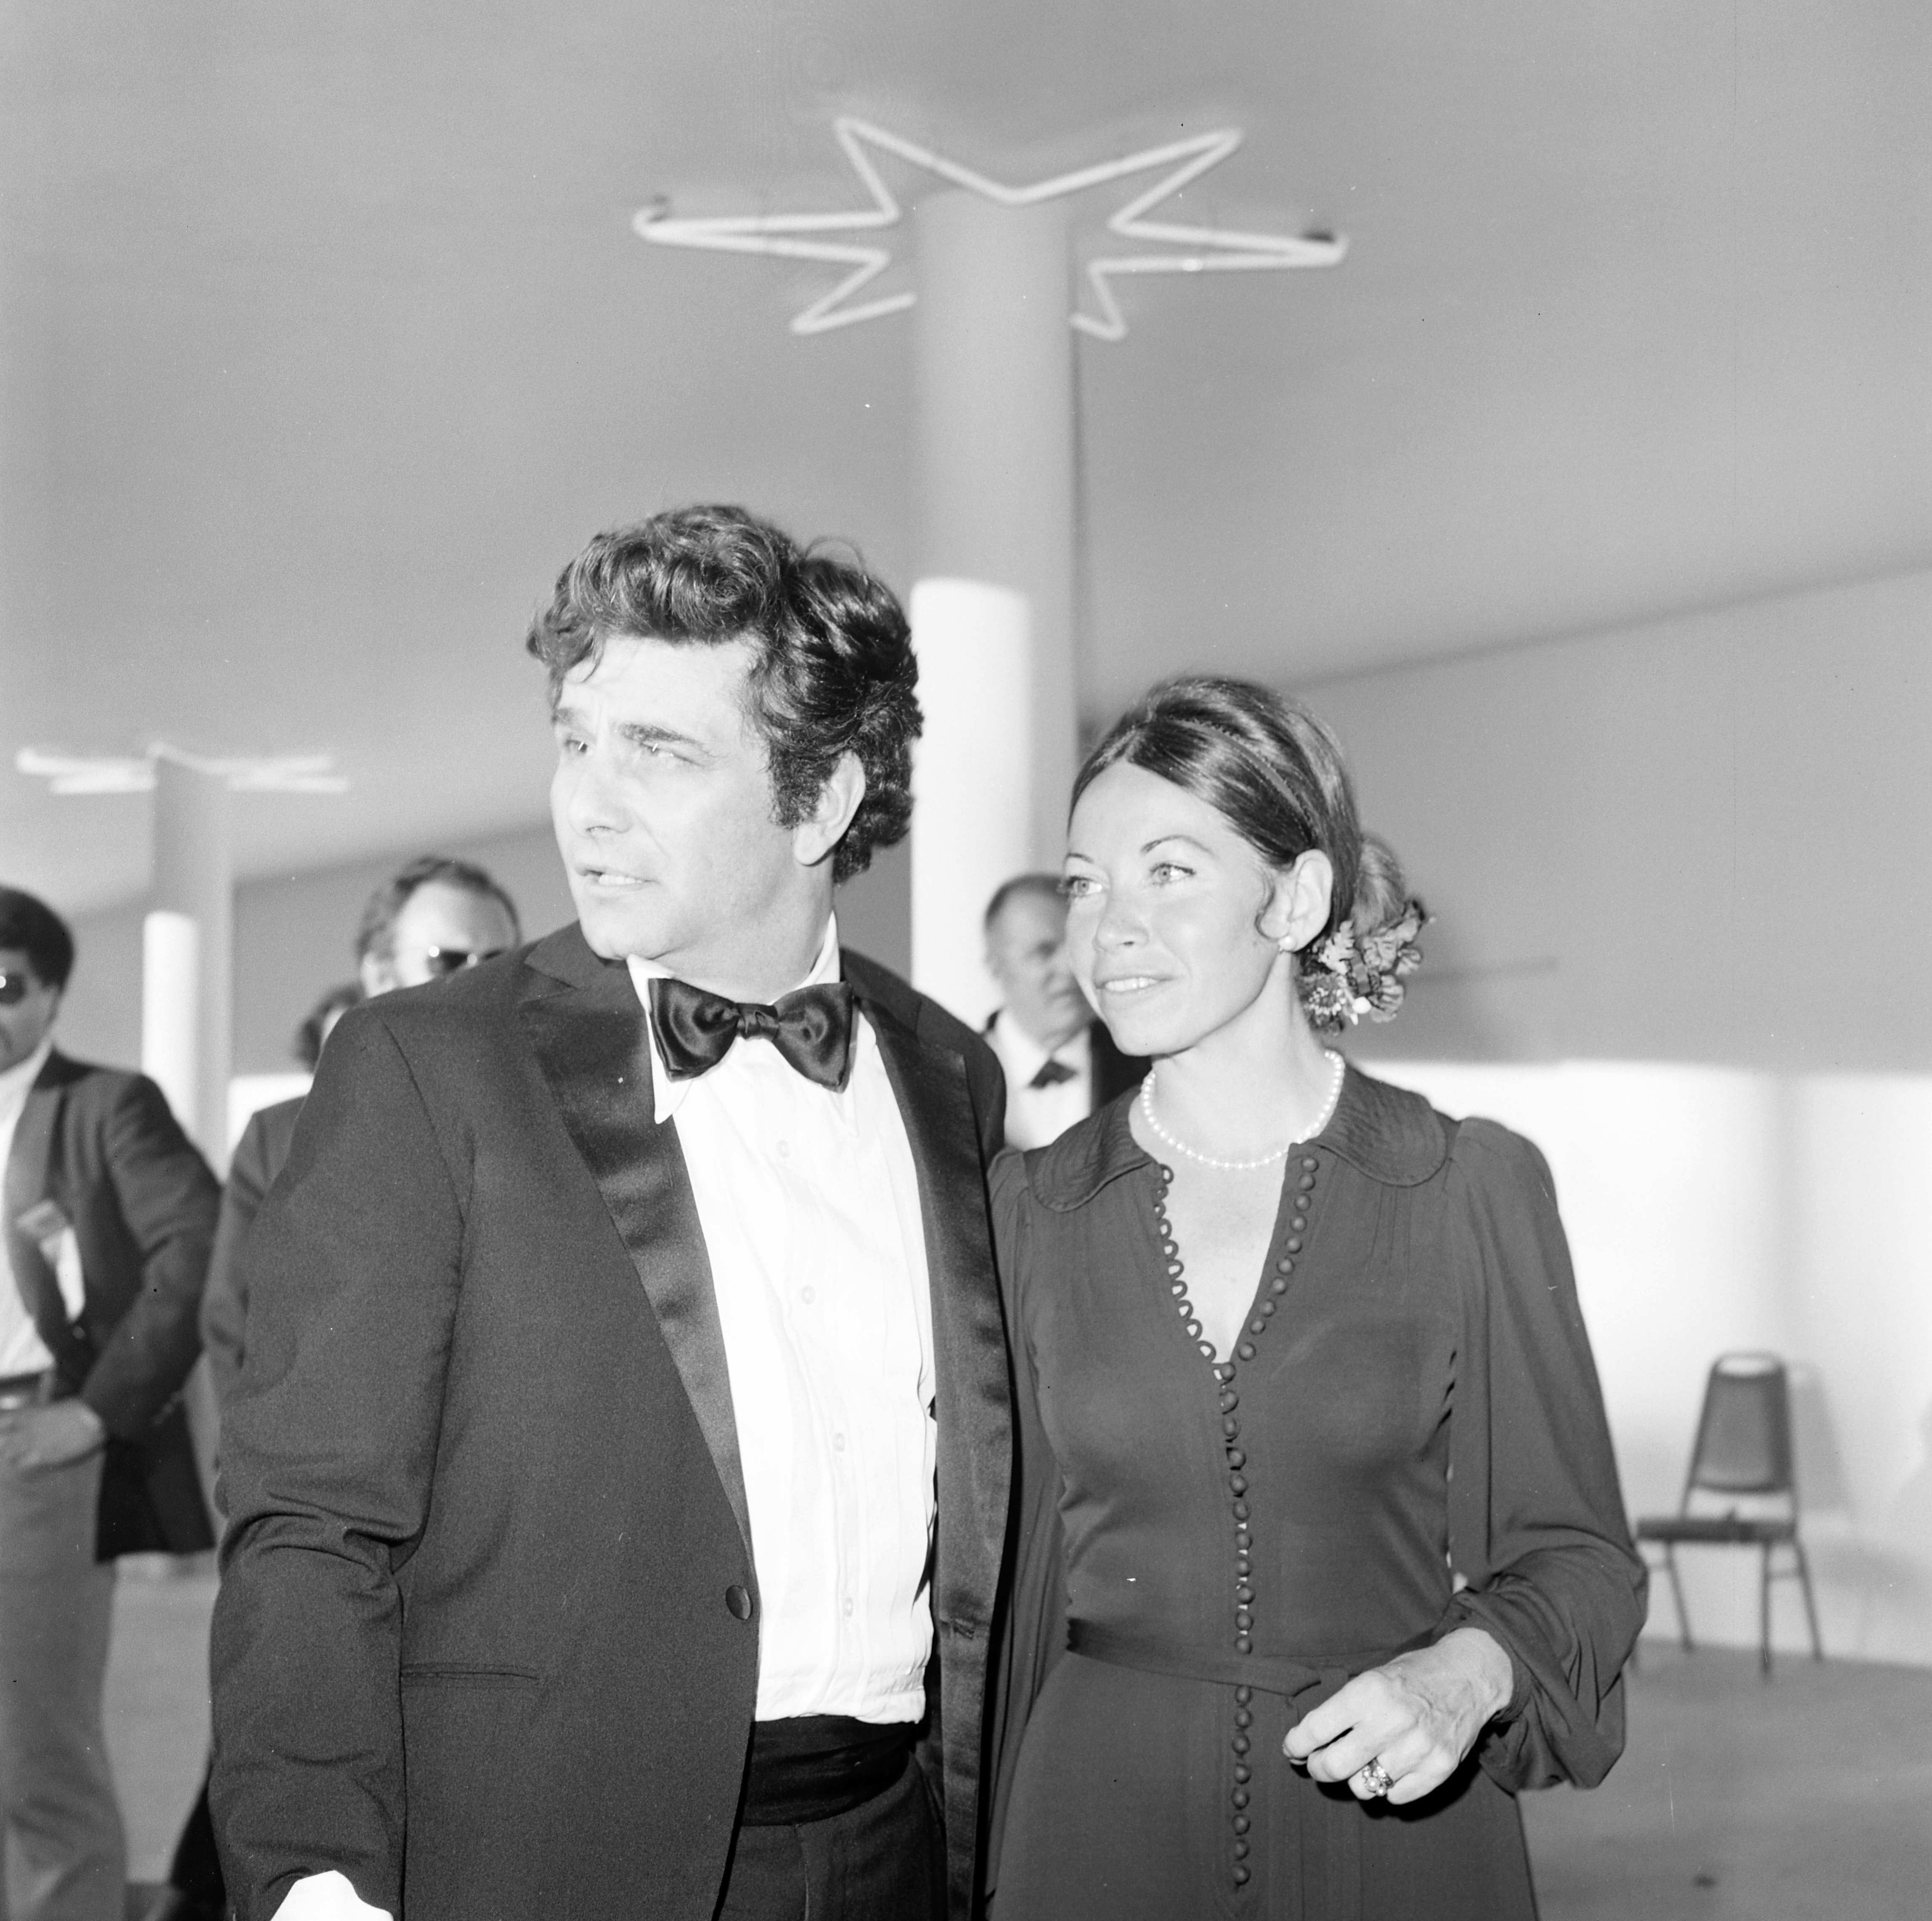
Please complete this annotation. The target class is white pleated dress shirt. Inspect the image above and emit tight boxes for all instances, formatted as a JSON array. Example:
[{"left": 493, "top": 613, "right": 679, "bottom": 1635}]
[{"left": 628, "top": 921, "right": 938, "bottom": 1725}]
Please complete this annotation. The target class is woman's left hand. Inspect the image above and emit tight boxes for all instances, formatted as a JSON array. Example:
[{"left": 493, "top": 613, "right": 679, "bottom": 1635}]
[{"left": 1282, "top": 1626, "right": 1514, "bottom": 1805}]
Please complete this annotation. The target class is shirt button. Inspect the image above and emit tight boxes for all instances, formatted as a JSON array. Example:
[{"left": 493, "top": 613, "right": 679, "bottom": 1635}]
[
  {"left": 833, "top": 1432, "right": 847, "bottom": 1451},
  {"left": 725, "top": 1585, "right": 753, "bottom": 1621},
  {"left": 800, "top": 1286, "right": 816, "bottom": 1305},
  {"left": 843, "top": 1597, "right": 855, "bottom": 1617},
  {"left": 776, "top": 1140, "right": 792, "bottom": 1157}
]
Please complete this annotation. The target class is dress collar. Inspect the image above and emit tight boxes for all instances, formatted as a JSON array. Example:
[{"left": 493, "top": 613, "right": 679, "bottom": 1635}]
[{"left": 1030, "top": 1060, "right": 1449, "bottom": 1212}]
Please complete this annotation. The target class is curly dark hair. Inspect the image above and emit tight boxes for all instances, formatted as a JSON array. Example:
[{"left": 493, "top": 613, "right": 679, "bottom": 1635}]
[{"left": 525, "top": 504, "right": 921, "bottom": 884}]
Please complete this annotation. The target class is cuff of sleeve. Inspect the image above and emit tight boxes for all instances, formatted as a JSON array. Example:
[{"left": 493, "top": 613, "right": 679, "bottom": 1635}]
[{"left": 1435, "top": 1595, "right": 1534, "bottom": 1724}]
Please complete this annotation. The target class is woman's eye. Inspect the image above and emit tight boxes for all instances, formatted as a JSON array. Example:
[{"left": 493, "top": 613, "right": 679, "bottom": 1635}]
[
  {"left": 1149, "top": 861, "right": 1193, "bottom": 883},
  {"left": 1059, "top": 875, "right": 1101, "bottom": 899}
]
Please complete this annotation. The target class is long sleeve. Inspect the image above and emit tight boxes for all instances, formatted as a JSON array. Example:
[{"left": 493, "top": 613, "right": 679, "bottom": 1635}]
[
  {"left": 1439, "top": 1120, "right": 1647, "bottom": 1791},
  {"left": 209, "top": 1010, "right": 466, "bottom": 1921},
  {"left": 983, "top": 1148, "right": 1067, "bottom": 1896},
  {"left": 200, "top": 1108, "right": 278, "bottom": 1412},
  {"left": 80, "top": 1074, "right": 220, "bottom": 1437}
]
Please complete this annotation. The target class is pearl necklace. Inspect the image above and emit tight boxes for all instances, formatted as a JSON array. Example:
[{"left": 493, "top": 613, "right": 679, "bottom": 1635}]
[{"left": 1139, "top": 1050, "right": 1345, "bottom": 1171}]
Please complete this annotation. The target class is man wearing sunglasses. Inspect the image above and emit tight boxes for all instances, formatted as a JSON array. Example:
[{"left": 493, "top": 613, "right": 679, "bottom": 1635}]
[
  {"left": 0, "top": 886, "right": 220, "bottom": 1921},
  {"left": 200, "top": 855, "right": 520, "bottom": 1408}
]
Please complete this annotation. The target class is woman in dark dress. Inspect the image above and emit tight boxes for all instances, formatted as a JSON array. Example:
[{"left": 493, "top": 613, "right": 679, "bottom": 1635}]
[{"left": 988, "top": 678, "right": 1645, "bottom": 1920}]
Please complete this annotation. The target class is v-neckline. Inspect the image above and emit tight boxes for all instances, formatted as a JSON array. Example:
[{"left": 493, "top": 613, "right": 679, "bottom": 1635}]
[{"left": 1142, "top": 1157, "right": 1301, "bottom": 1374}]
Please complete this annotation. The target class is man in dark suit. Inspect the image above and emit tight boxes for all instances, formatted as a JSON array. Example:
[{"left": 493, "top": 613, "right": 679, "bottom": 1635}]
[
  {"left": 0, "top": 886, "right": 219, "bottom": 1921},
  {"left": 210, "top": 507, "right": 1012, "bottom": 1921},
  {"left": 982, "top": 874, "right": 1143, "bottom": 1149},
  {"left": 199, "top": 857, "right": 519, "bottom": 1405}
]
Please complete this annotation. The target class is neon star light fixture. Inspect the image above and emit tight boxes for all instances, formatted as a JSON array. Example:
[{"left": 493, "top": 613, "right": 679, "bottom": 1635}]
[
  {"left": 634, "top": 118, "right": 1345, "bottom": 342},
  {"left": 16, "top": 745, "right": 347, "bottom": 796}
]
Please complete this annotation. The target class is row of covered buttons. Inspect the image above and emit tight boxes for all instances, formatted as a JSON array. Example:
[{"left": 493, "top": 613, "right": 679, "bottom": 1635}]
[{"left": 1224, "top": 1152, "right": 1320, "bottom": 1889}]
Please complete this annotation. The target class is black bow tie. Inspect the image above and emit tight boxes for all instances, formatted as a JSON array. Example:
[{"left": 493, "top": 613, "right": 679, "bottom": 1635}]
[
  {"left": 648, "top": 976, "right": 857, "bottom": 1092},
  {"left": 1029, "top": 1057, "right": 1078, "bottom": 1090}
]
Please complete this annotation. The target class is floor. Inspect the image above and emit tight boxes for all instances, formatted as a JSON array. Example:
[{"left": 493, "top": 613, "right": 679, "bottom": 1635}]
[
  {"left": 1521, "top": 1641, "right": 1932, "bottom": 1921},
  {"left": 101, "top": 1566, "right": 1932, "bottom": 1918}
]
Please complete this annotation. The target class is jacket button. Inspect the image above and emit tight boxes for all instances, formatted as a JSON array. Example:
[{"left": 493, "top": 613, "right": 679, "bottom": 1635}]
[{"left": 726, "top": 1584, "right": 753, "bottom": 1621}]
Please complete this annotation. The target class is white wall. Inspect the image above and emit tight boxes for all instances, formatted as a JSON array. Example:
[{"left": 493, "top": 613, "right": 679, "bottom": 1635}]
[{"left": 1302, "top": 570, "right": 1932, "bottom": 1661}]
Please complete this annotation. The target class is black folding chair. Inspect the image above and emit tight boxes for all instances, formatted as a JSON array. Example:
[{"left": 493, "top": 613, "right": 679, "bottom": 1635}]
[{"left": 1633, "top": 1352, "right": 1823, "bottom": 1676}]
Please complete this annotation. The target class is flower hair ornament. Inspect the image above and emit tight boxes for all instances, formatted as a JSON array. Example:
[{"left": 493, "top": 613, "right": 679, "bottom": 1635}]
[{"left": 1294, "top": 899, "right": 1428, "bottom": 1036}]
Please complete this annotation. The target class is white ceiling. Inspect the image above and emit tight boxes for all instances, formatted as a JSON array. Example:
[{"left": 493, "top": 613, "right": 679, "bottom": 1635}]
[{"left": 5, "top": 0, "right": 1928, "bottom": 914}]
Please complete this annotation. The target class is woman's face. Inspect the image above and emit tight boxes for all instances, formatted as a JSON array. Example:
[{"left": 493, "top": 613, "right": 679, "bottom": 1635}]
[{"left": 1063, "top": 761, "right": 1323, "bottom": 1060}]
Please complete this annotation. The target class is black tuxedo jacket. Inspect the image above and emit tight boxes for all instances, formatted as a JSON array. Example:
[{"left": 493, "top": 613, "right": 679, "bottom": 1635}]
[
  {"left": 1, "top": 1049, "right": 217, "bottom": 1557},
  {"left": 209, "top": 927, "right": 1012, "bottom": 1921},
  {"left": 1087, "top": 1020, "right": 1145, "bottom": 1111}
]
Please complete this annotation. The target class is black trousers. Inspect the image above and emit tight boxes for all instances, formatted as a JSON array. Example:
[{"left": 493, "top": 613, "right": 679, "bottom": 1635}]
[{"left": 713, "top": 1761, "right": 943, "bottom": 1921}]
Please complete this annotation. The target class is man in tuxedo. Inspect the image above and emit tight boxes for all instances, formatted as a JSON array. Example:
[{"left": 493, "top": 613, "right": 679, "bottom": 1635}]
[
  {"left": 982, "top": 874, "right": 1143, "bottom": 1149},
  {"left": 199, "top": 857, "right": 520, "bottom": 1405},
  {"left": 0, "top": 886, "right": 219, "bottom": 1921},
  {"left": 210, "top": 506, "right": 1011, "bottom": 1921}
]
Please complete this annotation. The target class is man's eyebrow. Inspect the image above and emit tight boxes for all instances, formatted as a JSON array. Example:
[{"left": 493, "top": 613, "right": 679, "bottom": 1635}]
[{"left": 618, "top": 721, "right": 708, "bottom": 754}]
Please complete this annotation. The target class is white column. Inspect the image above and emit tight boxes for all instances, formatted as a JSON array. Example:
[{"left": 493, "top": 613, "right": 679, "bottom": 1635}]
[
  {"left": 909, "top": 191, "right": 1078, "bottom": 1027},
  {"left": 908, "top": 581, "right": 1034, "bottom": 1025},
  {"left": 145, "top": 754, "right": 232, "bottom": 1170},
  {"left": 140, "top": 913, "right": 201, "bottom": 1135}
]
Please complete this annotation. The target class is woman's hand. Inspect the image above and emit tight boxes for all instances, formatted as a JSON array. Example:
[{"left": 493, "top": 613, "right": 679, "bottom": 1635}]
[{"left": 1282, "top": 1627, "right": 1514, "bottom": 1805}]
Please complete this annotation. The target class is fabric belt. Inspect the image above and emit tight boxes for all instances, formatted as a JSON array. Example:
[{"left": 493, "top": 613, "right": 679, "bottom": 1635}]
[
  {"left": 740, "top": 1714, "right": 917, "bottom": 1828},
  {"left": 0, "top": 1368, "right": 68, "bottom": 1412},
  {"left": 1066, "top": 1618, "right": 1433, "bottom": 1706},
  {"left": 1066, "top": 1619, "right": 1437, "bottom": 1921}
]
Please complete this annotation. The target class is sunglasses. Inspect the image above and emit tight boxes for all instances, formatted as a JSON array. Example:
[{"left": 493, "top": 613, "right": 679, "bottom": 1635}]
[
  {"left": 422, "top": 946, "right": 507, "bottom": 978},
  {"left": 0, "top": 971, "right": 41, "bottom": 1007}
]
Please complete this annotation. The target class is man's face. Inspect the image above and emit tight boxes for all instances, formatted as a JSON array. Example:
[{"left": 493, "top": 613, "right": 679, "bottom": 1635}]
[
  {"left": 549, "top": 633, "right": 806, "bottom": 987},
  {"left": 0, "top": 947, "right": 61, "bottom": 1075},
  {"left": 986, "top": 890, "right": 1089, "bottom": 1052},
  {"left": 362, "top": 882, "right": 519, "bottom": 995}
]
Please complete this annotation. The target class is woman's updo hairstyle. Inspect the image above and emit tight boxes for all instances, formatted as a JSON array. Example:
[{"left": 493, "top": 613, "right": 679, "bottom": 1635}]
[
  {"left": 1072, "top": 676, "right": 1425, "bottom": 1029},
  {"left": 1074, "top": 677, "right": 1370, "bottom": 941}
]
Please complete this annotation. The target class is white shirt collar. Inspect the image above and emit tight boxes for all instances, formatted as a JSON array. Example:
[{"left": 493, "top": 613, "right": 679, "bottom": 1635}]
[
  {"left": 627, "top": 919, "right": 842, "bottom": 1125},
  {"left": 0, "top": 1036, "right": 53, "bottom": 1120},
  {"left": 989, "top": 1010, "right": 1089, "bottom": 1088}
]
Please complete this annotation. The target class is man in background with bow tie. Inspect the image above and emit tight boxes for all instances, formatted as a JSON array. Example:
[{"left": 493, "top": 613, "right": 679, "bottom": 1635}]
[
  {"left": 209, "top": 506, "right": 1011, "bottom": 1921},
  {"left": 981, "top": 875, "right": 1144, "bottom": 1149}
]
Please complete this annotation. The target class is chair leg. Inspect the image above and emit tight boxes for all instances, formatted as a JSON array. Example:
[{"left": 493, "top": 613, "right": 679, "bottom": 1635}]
[
  {"left": 1792, "top": 1539, "right": 1824, "bottom": 1662},
  {"left": 1760, "top": 1542, "right": 1773, "bottom": 1678},
  {"left": 1661, "top": 1545, "right": 1693, "bottom": 1651}
]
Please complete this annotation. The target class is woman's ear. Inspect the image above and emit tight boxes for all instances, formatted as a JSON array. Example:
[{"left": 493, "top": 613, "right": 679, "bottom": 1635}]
[
  {"left": 792, "top": 752, "right": 867, "bottom": 868},
  {"left": 1261, "top": 849, "right": 1336, "bottom": 953}
]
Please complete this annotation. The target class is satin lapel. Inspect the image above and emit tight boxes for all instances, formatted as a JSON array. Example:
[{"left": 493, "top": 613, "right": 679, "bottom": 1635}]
[
  {"left": 856, "top": 988, "right": 1012, "bottom": 1624},
  {"left": 2, "top": 1072, "right": 89, "bottom": 1377},
  {"left": 515, "top": 942, "right": 753, "bottom": 1563}
]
